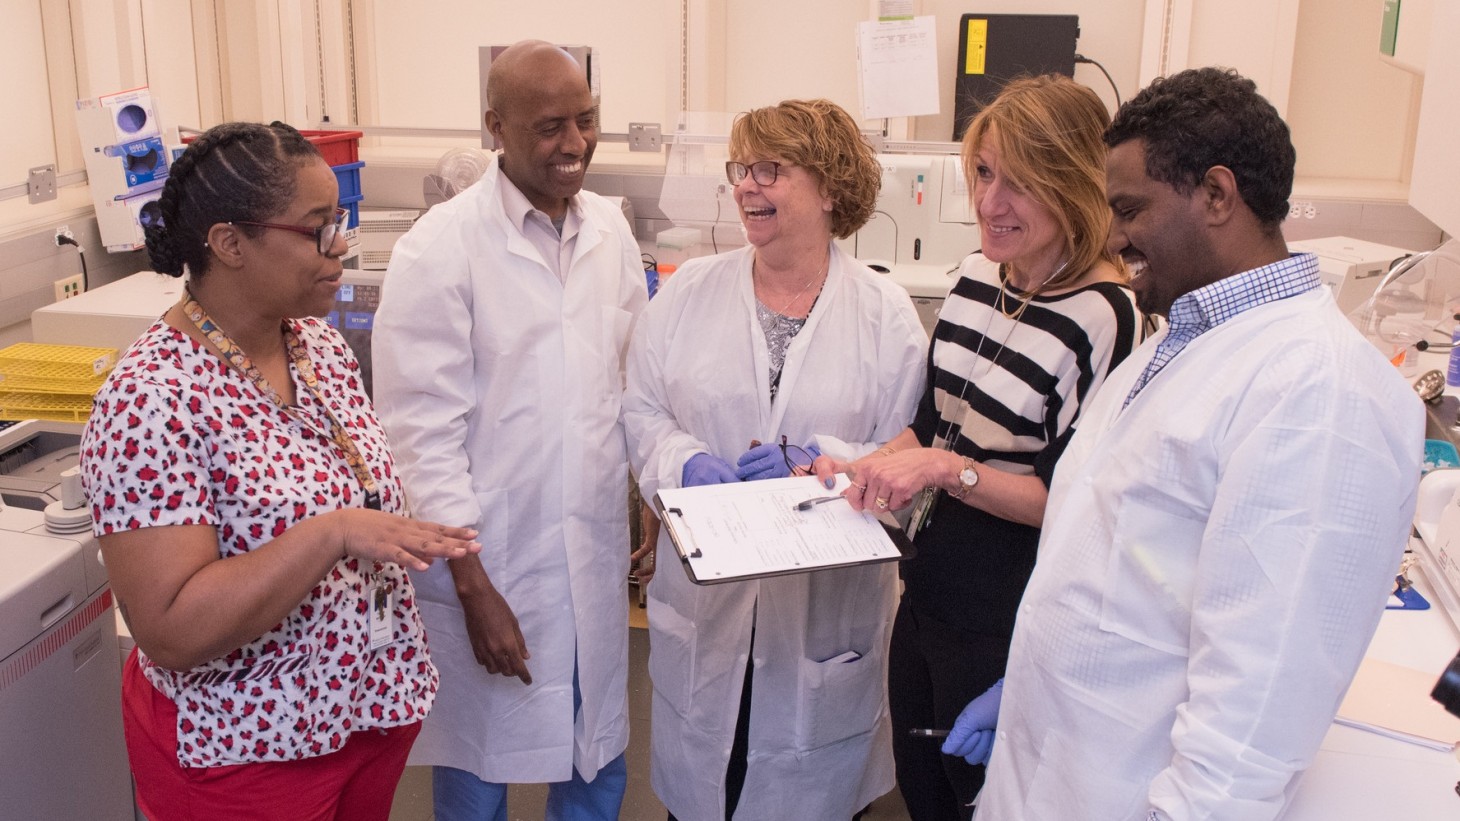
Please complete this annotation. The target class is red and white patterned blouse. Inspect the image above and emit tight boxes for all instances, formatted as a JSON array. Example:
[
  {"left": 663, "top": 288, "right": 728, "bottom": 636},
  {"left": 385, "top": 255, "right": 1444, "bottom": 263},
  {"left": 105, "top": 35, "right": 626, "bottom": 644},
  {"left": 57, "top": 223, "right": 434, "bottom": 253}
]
[{"left": 81, "top": 317, "right": 437, "bottom": 768}]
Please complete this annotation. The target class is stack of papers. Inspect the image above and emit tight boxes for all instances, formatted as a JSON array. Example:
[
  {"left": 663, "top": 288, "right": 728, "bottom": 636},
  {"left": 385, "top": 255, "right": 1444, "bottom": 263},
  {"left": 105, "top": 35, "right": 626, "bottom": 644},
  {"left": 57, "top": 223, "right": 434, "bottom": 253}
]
[
  {"left": 654, "top": 474, "right": 911, "bottom": 585},
  {"left": 1335, "top": 657, "right": 1460, "bottom": 752}
]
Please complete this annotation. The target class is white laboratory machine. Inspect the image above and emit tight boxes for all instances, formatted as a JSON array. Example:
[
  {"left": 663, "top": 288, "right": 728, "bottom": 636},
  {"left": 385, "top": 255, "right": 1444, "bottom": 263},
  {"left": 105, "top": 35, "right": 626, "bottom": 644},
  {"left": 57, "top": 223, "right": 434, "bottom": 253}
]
[
  {"left": 840, "top": 153, "right": 981, "bottom": 333},
  {"left": 1288, "top": 236, "right": 1416, "bottom": 318},
  {"left": 0, "top": 419, "right": 133, "bottom": 819},
  {"left": 32, "top": 270, "right": 184, "bottom": 354},
  {"left": 33, "top": 269, "right": 388, "bottom": 397}
]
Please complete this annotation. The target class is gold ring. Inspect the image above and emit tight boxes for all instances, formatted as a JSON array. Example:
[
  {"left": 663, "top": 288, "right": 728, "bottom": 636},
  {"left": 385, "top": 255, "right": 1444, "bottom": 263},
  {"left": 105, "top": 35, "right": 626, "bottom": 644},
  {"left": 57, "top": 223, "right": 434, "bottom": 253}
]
[
  {"left": 852, "top": 483, "right": 867, "bottom": 490},
  {"left": 875, "top": 497, "right": 889, "bottom": 509}
]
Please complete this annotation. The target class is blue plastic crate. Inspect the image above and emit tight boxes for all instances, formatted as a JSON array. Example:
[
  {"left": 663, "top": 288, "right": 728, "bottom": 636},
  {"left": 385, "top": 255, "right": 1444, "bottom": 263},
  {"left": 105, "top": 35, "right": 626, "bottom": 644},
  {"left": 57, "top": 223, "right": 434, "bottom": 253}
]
[
  {"left": 332, "top": 161, "right": 364, "bottom": 201},
  {"left": 340, "top": 196, "right": 361, "bottom": 229}
]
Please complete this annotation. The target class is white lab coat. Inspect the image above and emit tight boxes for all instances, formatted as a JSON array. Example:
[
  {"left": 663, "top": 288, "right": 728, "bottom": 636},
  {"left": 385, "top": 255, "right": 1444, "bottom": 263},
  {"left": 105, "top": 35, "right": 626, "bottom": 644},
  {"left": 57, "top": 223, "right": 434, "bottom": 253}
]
[
  {"left": 371, "top": 159, "right": 647, "bottom": 783},
  {"left": 625, "top": 244, "right": 928, "bottom": 820},
  {"left": 977, "top": 285, "right": 1422, "bottom": 821}
]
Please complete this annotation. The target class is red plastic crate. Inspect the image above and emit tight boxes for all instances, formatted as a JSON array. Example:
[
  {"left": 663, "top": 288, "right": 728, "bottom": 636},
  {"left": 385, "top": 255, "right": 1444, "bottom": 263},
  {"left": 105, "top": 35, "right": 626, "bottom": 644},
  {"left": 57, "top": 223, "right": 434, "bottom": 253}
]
[
  {"left": 299, "top": 130, "right": 362, "bottom": 166},
  {"left": 180, "top": 129, "right": 362, "bottom": 166}
]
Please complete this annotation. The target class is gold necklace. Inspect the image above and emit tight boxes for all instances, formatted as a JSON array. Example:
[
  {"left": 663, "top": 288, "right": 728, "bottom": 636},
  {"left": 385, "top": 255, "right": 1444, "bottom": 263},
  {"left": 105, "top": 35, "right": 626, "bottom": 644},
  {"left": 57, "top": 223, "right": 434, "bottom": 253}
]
[
  {"left": 754, "top": 255, "right": 828, "bottom": 317},
  {"left": 998, "top": 258, "right": 1071, "bottom": 319}
]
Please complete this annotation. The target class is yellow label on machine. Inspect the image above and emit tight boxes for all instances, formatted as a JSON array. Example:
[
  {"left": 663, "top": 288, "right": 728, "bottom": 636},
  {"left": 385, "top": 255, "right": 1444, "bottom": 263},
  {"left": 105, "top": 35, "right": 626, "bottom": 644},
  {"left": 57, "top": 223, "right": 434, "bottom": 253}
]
[{"left": 965, "top": 19, "right": 988, "bottom": 75}]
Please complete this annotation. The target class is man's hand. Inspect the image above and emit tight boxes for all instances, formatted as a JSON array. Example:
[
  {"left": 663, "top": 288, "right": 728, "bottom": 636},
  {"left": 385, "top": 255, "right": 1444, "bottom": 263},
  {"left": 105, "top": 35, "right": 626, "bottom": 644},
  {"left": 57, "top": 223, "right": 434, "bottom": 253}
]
[{"left": 459, "top": 585, "right": 532, "bottom": 685}]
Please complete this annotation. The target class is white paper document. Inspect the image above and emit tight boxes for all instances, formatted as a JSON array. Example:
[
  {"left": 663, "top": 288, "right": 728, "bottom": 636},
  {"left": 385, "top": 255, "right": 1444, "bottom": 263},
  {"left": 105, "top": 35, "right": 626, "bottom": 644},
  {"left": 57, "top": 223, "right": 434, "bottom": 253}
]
[
  {"left": 655, "top": 474, "right": 907, "bottom": 584},
  {"left": 857, "top": 16, "right": 941, "bottom": 120}
]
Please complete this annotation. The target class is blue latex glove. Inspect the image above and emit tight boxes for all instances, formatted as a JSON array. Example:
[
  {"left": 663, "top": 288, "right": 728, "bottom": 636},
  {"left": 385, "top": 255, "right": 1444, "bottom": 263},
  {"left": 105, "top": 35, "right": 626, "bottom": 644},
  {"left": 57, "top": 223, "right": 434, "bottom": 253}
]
[
  {"left": 682, "top": 453, "right": 738, "bottom": 487},
  {"left": 942, "top": 678, "right": 1004, "bottom": 765},
  {"left": 734, "top": 442, "right": 822, "bottom": 481}
]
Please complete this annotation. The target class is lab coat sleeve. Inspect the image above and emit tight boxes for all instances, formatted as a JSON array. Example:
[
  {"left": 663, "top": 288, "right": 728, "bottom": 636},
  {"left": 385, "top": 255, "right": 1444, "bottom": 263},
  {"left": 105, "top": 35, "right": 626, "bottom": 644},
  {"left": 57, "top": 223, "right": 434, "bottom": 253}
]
[
  {"left": 370, "top": 221, "right": 482, "bottom": 530},
  {"left": 1144, "top": 346, "right": 1422, "bottom": 820},
  {"left": 811, "top": 287, "right": 928, "bottom": 462},
  {"left": 623, "top": 278, "right": 710, "bottom": 504}
]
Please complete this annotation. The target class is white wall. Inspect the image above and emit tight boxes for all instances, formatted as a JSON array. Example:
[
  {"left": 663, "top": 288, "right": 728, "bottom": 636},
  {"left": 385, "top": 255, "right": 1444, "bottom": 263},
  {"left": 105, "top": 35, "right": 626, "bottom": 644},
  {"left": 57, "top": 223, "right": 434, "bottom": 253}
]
[
  {"left": 3, "top": 1, "right": 56, "bottom": 186},
  {"left": 358, "top": 0, "right": 682, "bottom": 134}
]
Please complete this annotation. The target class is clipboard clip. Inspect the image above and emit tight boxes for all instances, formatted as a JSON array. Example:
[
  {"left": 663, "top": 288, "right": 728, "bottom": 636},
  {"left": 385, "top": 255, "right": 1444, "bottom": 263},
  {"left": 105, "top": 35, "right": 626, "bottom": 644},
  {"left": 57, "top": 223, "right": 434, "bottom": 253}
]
[{"left": 665, "top": 508, "right": 703, "bottom": 558}]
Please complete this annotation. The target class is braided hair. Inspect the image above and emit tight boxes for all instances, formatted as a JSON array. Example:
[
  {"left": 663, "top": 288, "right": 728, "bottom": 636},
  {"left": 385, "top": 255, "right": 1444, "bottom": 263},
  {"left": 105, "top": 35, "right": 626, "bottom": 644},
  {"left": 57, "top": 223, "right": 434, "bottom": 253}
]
[{"left": 146, "top": 122, "right": 321, "bottom": 279}]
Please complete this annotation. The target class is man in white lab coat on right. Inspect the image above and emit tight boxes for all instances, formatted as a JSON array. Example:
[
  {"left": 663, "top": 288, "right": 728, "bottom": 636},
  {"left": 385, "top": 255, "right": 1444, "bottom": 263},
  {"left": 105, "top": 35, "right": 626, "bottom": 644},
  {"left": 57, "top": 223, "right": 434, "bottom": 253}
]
[{"left": 945, "top": 67, "right": 1423, "bottom": 820}]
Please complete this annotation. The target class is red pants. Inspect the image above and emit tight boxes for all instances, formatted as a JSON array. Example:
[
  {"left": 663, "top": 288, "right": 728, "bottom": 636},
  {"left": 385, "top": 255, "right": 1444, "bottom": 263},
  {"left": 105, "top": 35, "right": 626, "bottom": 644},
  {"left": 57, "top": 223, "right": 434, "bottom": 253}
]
[{"left": 121, "top": 649, "right": 421, "bottom": 821}]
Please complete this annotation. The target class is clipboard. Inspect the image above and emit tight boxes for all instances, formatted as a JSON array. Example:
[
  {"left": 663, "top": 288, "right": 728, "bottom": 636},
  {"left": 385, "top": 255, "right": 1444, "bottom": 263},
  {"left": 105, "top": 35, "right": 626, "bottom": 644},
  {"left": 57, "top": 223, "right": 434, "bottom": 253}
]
[{"left": 654, "top": 474, "right": 916, "bottom": 585}]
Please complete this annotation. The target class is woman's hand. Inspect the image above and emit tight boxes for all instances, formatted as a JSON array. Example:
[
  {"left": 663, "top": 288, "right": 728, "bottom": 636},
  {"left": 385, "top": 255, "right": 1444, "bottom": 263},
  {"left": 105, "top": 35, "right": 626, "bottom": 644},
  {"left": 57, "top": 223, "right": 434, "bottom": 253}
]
[
  {"left": 810, "top": 453, "right": 851, "bottom": 489},
  {"left": 335, "top": 509, "right": 481, "bottom": 571},
  {"left": 844, "top": 448, "right": 960, "bottom": 513}
]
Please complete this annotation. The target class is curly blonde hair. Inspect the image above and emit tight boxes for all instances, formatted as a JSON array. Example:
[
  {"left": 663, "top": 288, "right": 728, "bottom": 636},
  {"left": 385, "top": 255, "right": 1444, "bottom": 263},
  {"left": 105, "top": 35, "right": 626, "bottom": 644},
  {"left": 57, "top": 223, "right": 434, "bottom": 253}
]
[
  {"left": 729, "top": 99, "right": 881, "bottom": 239},
  {"left": 962, "top": 76, "right": 1123, "bottom": 287}
]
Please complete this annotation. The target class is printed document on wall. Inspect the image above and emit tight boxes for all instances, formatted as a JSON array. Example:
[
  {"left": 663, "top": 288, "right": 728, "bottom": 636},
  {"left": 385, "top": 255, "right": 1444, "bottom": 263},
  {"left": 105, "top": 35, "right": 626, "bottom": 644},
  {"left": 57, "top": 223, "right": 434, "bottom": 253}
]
[{"left": 857, "top": 17, "right": 940, "bottom": 120}]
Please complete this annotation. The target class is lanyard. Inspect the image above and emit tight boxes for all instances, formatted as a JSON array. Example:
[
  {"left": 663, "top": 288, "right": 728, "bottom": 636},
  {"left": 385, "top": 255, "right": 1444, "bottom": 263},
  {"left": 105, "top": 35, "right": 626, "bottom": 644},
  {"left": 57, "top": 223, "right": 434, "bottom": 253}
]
[{"left": 182, "top": 292, "right": 381, "bottom": 510}]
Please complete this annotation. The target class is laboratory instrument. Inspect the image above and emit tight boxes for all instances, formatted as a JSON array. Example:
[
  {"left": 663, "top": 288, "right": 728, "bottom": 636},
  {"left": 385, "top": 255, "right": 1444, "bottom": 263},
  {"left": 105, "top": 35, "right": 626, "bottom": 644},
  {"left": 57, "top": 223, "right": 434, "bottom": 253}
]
[{"left": 0, "top": 420, "right": 133, "bottom": 819}]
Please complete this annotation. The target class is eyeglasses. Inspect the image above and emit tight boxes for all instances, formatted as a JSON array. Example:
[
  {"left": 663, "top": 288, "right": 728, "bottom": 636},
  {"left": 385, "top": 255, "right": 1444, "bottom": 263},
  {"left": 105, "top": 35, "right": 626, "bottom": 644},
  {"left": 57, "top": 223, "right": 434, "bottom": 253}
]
[
  {"left": 232, "top": 207, "right": 350, "bottom": 255},
  {"left": 778, "top": 435, "right": 813, "bottom": 476},
  {"left": 726, "top": 160, "right": 786, "bottom": 187}
]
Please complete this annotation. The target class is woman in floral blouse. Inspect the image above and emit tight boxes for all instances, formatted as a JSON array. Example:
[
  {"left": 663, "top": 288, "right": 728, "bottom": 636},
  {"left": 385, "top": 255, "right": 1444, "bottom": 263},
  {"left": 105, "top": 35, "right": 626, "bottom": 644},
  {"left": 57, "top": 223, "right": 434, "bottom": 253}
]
[{"left": 80, "top": 121, "right": 479, "bottom": 820}]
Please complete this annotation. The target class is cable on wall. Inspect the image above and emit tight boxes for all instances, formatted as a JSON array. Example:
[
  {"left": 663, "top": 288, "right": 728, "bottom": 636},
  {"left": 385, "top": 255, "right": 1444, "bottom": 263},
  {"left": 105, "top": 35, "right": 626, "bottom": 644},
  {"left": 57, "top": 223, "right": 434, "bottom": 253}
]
[{"left": 1074, "top": 54, "right": 1121, "bottom": 109}]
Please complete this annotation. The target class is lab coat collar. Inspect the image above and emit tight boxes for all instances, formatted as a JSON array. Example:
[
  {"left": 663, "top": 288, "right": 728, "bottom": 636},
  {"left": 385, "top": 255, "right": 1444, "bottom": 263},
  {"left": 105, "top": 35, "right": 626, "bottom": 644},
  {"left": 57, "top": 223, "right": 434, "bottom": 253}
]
[
  {"left": 739, "top": 242, "right": 848, "bottom": 432},
  {"left": 485, "top": 160, "right": 606, "bottom": 276}
]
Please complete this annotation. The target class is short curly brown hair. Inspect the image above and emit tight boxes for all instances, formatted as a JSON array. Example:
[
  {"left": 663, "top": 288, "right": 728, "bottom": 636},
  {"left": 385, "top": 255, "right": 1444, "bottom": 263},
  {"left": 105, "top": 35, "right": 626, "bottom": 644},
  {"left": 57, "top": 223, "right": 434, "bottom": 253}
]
[{"left": 729, "top": 99, "right": 881, "bottom": 239}]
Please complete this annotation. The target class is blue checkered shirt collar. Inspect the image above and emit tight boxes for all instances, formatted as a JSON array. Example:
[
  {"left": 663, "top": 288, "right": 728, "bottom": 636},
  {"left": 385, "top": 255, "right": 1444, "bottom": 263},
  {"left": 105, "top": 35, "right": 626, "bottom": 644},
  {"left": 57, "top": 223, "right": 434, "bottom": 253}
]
[{"left": 1124, "top": 252, "right": 1322, "bottom": 407}]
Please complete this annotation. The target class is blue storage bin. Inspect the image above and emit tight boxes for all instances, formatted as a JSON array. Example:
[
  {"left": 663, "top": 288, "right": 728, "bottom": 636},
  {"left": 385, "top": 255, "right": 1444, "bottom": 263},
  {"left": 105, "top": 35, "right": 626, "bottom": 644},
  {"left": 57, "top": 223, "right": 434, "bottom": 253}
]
[
  {"left": 340, "top": 195, "right": 362, "bottom": 229},
  {"left": 332, "top": 161, "right": 365, "bottom": 201}
]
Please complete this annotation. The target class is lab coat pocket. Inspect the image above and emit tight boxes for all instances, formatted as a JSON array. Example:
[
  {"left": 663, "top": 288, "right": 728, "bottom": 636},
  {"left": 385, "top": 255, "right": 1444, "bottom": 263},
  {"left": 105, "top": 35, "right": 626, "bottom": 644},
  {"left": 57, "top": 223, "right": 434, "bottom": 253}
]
[
  {"left": 1098, "top": 496, "right": 1200, "bottom": 656},
  {"left": 646, "top": 599, "right": 697, "bottom": 719},
  {"left": 601, "top": 306, "right": 634, "bottom": 402},
  {"left": 1023, "top": 727, "right": 1146, "bottom": 819},
  {"left": 795, "top": 651, "right": 883, "bottom": 750},
  {"left": 408, "top": 488, "right": 509, "bottom": 606}
]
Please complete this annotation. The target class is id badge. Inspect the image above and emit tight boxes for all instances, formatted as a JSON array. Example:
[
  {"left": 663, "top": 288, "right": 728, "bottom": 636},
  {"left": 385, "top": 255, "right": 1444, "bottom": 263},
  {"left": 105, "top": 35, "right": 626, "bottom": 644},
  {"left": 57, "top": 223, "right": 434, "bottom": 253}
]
[
  {"left": 906, "top": 486, "right": 939, "bottom": 539},
  {"left": 369, "top": 581, "right": 394, "bottom": 650}
]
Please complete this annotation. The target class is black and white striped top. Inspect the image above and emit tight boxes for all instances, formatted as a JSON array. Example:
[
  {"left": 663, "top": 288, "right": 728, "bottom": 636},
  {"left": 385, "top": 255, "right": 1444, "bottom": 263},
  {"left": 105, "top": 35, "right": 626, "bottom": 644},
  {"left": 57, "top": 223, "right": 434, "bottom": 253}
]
[
  {"left": 917, "top": 255, "right": 1141, "bottom": 474},
  {"left": 903, "top": 254, "right": 1141, "bottom": 635}
]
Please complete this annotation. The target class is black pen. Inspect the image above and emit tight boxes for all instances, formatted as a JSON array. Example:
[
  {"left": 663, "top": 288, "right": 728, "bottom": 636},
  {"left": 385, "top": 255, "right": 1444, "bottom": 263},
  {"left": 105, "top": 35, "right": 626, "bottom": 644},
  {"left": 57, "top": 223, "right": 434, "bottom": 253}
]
[{"left": 908, "top": 728, "right": 949, "bottom": 738}]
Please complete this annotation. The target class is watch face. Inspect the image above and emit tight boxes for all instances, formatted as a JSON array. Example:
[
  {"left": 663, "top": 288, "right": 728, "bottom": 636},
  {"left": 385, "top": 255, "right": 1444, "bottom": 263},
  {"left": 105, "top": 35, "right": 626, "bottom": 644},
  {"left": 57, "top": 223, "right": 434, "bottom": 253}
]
[{"left": 960, "top": 466, "right": 979, "bottom": 487}]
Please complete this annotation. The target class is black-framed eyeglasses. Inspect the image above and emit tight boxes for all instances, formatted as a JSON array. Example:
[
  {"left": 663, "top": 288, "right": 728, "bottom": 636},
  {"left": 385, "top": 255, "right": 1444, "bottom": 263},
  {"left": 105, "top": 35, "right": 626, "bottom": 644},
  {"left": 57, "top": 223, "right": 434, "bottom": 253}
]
[
  {"left": 726, "top": 160, "right": 786, "bottom": 187},
  {"left": 779, "top": 435, "right": 813, "bottom": 476},
  {"left": 232, "top": 207, "right": 350, "bottom": 255}
]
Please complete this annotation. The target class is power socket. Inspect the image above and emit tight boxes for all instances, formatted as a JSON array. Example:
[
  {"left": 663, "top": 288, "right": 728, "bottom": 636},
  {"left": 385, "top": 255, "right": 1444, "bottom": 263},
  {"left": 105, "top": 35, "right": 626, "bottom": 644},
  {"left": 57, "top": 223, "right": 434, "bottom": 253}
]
[
  {"left": 1288, "top": 200, "right": 1319, "bottom": 220},
  {"left": 54, "top": 274, "right": 84, "bottom": 301},
  {"left": 54, "top": 225, "right": 75, "bottom": 245}
]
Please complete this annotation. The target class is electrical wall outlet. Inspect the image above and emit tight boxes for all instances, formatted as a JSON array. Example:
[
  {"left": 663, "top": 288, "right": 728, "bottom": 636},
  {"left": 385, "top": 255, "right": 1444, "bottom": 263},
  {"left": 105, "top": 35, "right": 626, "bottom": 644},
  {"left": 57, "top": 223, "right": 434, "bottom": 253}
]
[
  {"left": 55, "top": 225, "right": 75, "bottom": 245},
  {"left": 54, "top": 275, "right": 84, "bottom": 301},
  {"left": 628, "top": 122, "right": 663, "bottom": 153},
  {"left": 1289, "top": 200, "right": 1319, "bottom": 220}
]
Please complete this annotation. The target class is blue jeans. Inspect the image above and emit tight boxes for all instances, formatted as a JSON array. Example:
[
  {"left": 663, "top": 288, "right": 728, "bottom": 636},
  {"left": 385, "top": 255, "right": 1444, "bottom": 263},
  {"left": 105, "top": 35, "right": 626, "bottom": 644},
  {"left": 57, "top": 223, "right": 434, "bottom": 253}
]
[
  {"left": 432, "top": 664, "right": 627, "bottom": 821},
  {"left": 432, "top": 754, "right": 627, "bottom": 821}
]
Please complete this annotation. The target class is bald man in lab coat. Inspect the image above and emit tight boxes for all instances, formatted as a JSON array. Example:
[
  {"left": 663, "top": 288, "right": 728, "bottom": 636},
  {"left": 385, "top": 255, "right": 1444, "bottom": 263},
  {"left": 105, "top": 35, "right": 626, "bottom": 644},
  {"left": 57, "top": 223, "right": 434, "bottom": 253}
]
[{"left": 373, "top": 40, "right": 647, "bottom": 821}]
